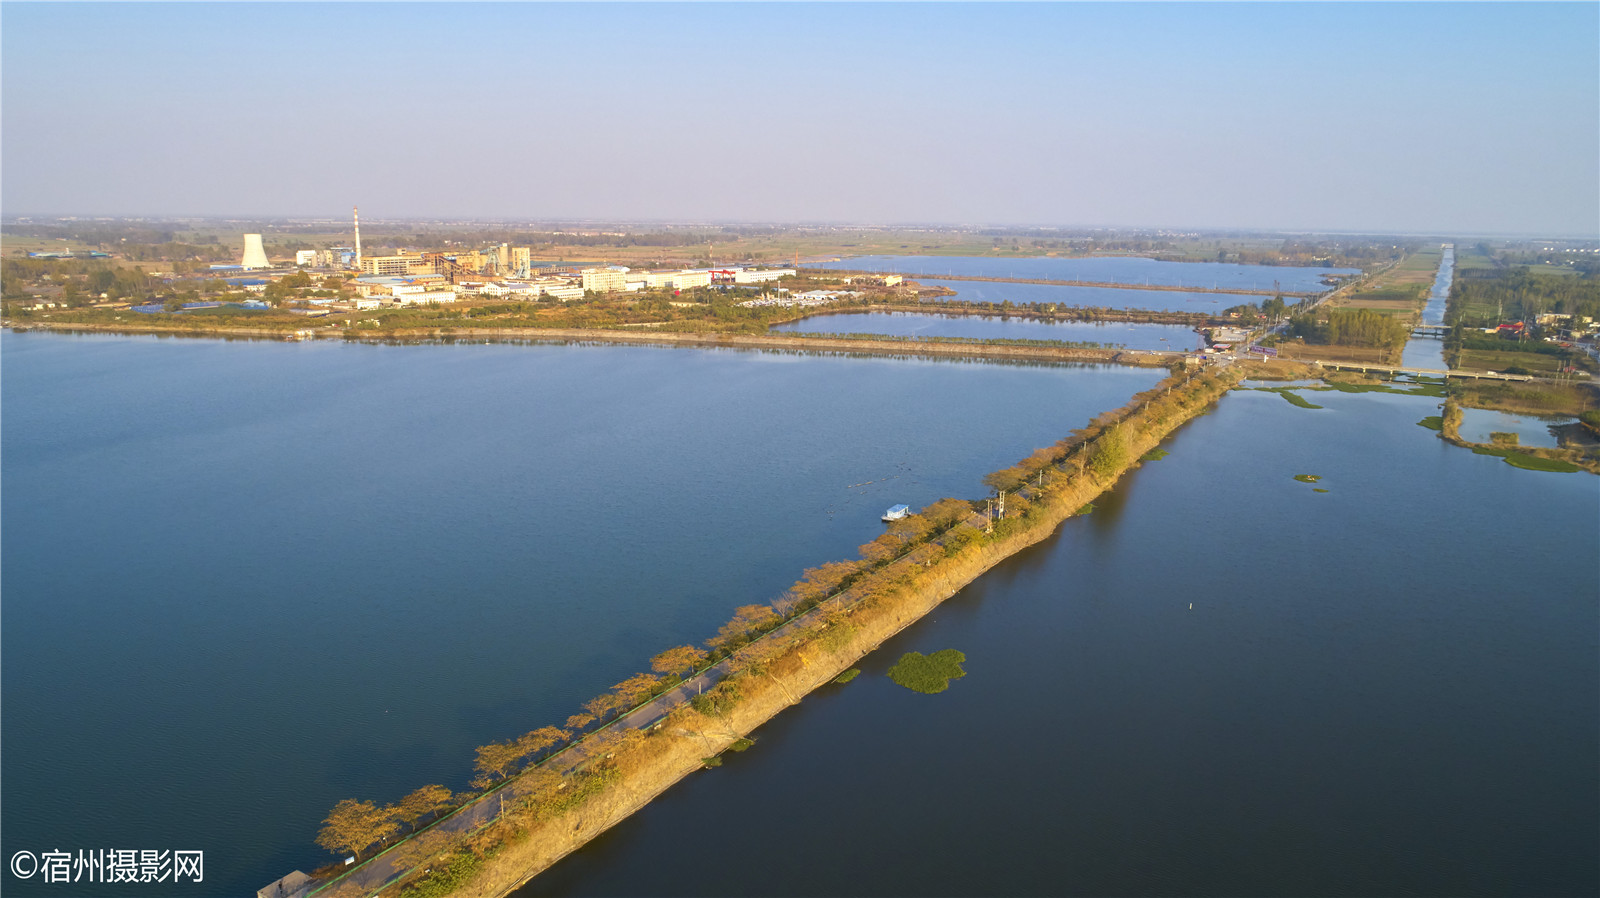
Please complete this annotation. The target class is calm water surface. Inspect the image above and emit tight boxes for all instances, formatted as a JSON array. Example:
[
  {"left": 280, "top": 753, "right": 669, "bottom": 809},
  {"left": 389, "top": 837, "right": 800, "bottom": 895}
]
[
  {"left": 0, "top": 331, "right": 1162, "bottom": 896},
  {"left": 1456, "top": 407, "right": 1576, "bottom": 449},
  {"left": 770, "top": 311, "right": 1204, "bottom": 351},
  {"left": 525, "top": 387, "right": 1598, "bottom": 897},
  {"left": 809, "top": 255, "right": 1357, "bottom": 294},
  {"left": 912, "top": 278, "right": 1259, "bottom": 314}
]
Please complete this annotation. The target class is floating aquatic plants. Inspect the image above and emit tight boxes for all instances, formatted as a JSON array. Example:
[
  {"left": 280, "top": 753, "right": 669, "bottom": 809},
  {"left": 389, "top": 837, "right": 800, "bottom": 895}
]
[
  {"left": 1140, "top": 448, "right": 1169, "bottom": 461},
  {"left": 887, "top": 649, "right": 967, "bottom": 694},
  {"left": 1294, "top": 474, "right": 1322, "bottom": 484},
  {"left": 832, "top": 668, "right": 861, "bottom": 685},
  {"left": 1417, "top": 416, "right": 1443, "bottom": 431}
]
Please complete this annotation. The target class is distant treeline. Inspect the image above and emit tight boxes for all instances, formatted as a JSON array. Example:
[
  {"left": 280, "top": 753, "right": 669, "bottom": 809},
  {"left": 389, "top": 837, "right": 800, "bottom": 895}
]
[{"left": 1448, "top": 266, "right": 1600, "bottom": 325}]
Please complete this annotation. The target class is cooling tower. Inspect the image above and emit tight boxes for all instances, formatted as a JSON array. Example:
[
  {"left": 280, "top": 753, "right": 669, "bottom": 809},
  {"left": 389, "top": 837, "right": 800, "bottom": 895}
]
[{"left": 241, "top": 234, "right": 270, "bottom": 270}]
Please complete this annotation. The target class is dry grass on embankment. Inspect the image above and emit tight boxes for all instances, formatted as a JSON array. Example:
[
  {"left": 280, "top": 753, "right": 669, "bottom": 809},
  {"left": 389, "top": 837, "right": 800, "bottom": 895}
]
[{"left": 352, "top": 367, "right": 1241, "bottom": 898}]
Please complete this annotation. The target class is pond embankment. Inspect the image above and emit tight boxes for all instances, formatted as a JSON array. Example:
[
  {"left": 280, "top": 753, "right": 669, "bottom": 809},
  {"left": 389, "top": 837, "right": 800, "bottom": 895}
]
[
  {"left": 336, "top": 365, "right": 1241, "bottom": 898},
  {"left": 5, "top": 320, "right": 1183, "bottom": 367}
]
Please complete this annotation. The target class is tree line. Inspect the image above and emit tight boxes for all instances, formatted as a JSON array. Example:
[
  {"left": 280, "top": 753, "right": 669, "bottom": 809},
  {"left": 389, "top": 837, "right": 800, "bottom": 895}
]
[
  {"left": 1448, "top": 266, "right": 1600, "bottom": 326},
  {"left": 1288, "top": 308, "right": 1409, "bottom": 348}
]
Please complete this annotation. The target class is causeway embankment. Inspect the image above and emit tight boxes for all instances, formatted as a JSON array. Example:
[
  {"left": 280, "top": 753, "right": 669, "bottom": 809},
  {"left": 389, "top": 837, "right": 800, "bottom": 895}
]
[
  {"left": 6, "top": 320, "right": 1183, "bottom": 367},
  {"left": 315, "top": 364, "right": 1240, "bottom": 898}
]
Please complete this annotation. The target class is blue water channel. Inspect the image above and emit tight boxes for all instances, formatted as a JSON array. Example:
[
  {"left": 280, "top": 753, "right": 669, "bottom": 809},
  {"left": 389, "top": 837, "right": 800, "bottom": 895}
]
[
  {"left": 1402, "top": 245, "right": 1454, "bottom": 371},
  {"left": 0, "top": 330, "right": 1164, "bottom": 897}
]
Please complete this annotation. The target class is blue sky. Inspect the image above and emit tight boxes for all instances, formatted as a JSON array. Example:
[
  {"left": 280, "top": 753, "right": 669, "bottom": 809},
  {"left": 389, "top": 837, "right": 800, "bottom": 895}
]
[{"left": 3, "top": 2, "right": 1596, "bottom": 235}]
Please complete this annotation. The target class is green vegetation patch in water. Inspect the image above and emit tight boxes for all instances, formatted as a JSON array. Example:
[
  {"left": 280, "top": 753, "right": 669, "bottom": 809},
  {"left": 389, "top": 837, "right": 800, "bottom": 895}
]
[
  {"left": 1313, "top": 488, "right": 1330, "bottom": 493},
  {"left": 1417, "top": 416, "right": 1443, "bottom": 431},
  {"left": 832, "top": 668, "right": 861, "bottom": 685},
  {"left": 1141, "top": 448, "right": 1170, "bottom": 461},
  {"left": 1294, "top": 474, "right": 1322, "bottom": 483},
  {"left": 887, "top": 649, "right": 967, "bottom": 694},
  {"left": 1248, "top": 387, "right": 1325, "bottom": 409},
  {"left": 1503, "top": 453, "right": 1581, "bottom": 473},
  {"left": 1467, "top": 445, "right": 1580, "bottom": 473},
  {"left": 728, "top": 737, "right": 754, "bottom": 752},
  {"left": 1325, "top": 381, "right": 1447, "bottom": 398},
  {"left": 1276, "top": 390, "right": 1325, "bottom": 409},
  {"left": 1076, "top": 503, "right": 1096, "bottom": 515}
]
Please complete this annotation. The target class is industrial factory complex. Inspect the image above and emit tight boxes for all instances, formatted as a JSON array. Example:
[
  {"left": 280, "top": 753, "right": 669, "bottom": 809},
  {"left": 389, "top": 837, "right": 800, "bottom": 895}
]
[{"left": 196, "top": 207, "right": 801, "bottom": 311}]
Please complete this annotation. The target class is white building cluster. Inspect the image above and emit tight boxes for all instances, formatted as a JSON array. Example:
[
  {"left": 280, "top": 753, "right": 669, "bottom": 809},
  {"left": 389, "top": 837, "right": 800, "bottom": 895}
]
[
  {"left": 326, "top": 264, "right": 795, "bottom": 309},
  {"left": 738, "top": 289, "right": 857, "bottom": 309}
]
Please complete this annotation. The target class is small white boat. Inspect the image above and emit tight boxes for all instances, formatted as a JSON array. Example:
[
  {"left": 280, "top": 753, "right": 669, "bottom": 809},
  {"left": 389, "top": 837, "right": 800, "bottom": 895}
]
[{"left": 882, "top": 504, "right": 910, "bottom": 522}]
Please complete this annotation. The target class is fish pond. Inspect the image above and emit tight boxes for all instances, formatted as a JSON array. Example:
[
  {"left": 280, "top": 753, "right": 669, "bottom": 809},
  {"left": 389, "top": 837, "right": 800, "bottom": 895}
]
[
  {"left": 807, "top": 254, "right": 1356, "bottom": 293},
  {"left": 524, "top": 383, "right": 1598, "bottom": 898},
  {"left": 0, "top": 329, "right": 1164, "bottom": 897},
  {"left": 770, "top": 311, "right": 1204, "bottom": 350},
  {"left": 913, "top": 278, "right": 1262, "bottom": 314}
]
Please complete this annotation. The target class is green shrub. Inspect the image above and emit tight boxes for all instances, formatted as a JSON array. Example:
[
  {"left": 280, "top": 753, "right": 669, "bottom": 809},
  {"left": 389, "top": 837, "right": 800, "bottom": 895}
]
[
  {"left": 400, "top": 851, "right": 484, "bottom": 898},
  {"left": 886, "top": 649, "right": 967, "bottom": 694}
]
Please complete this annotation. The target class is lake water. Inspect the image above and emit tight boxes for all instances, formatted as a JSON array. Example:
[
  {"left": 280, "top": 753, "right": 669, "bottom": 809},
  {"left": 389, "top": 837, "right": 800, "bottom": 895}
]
[
  {"left": 808, "top": 255, "right": 1358, "bottom": 294},
  {"left": 769, "top": 311, "right": 1205, "bottom": 351},
  {"left": 524, "top": 386, "right": 1598, "bottom": 898},
  {"left": 1401, "top": 247, "right": 1452, "bottom": 371},
  {"left": 1457, "top": 407, "right": 1576, "bottom": 449},
  {"left": 914, "top": 278, "right": 1259, "bottom": 314},
  {"left": 0, "top": 330, "right": 1163, "bottom": 897}
]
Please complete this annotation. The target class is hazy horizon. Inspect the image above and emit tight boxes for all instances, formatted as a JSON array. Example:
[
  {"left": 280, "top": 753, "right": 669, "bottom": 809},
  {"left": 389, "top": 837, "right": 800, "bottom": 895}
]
[{"left": 4, "top": 3, "right": 1596, "bottom": 237}]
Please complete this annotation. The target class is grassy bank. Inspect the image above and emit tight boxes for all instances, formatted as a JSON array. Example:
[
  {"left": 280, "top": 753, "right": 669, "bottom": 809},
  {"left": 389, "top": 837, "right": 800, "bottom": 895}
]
[{"left": 309, "top": 366, "right": 1240, "bottom": 898}]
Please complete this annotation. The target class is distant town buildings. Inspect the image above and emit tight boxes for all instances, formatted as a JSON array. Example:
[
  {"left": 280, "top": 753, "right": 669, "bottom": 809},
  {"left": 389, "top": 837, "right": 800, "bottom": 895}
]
[
  {"left": 736, "top": 268, "right": 796, "bottom": 284},
  {"left": 361, "top": 252, "right": 435, "bottom": 277},
  {"left": 739, "top": 289, "right": 855, "bottom": 309},
  {"left": 581, "top": 268, "right": 630, "bottom": 294}
]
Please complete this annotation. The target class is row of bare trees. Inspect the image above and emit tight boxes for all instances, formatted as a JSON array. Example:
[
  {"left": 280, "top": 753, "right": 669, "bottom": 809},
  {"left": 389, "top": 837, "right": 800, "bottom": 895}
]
[{"left": 315, "top": 784, "right": 456, "bottom": 859}]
